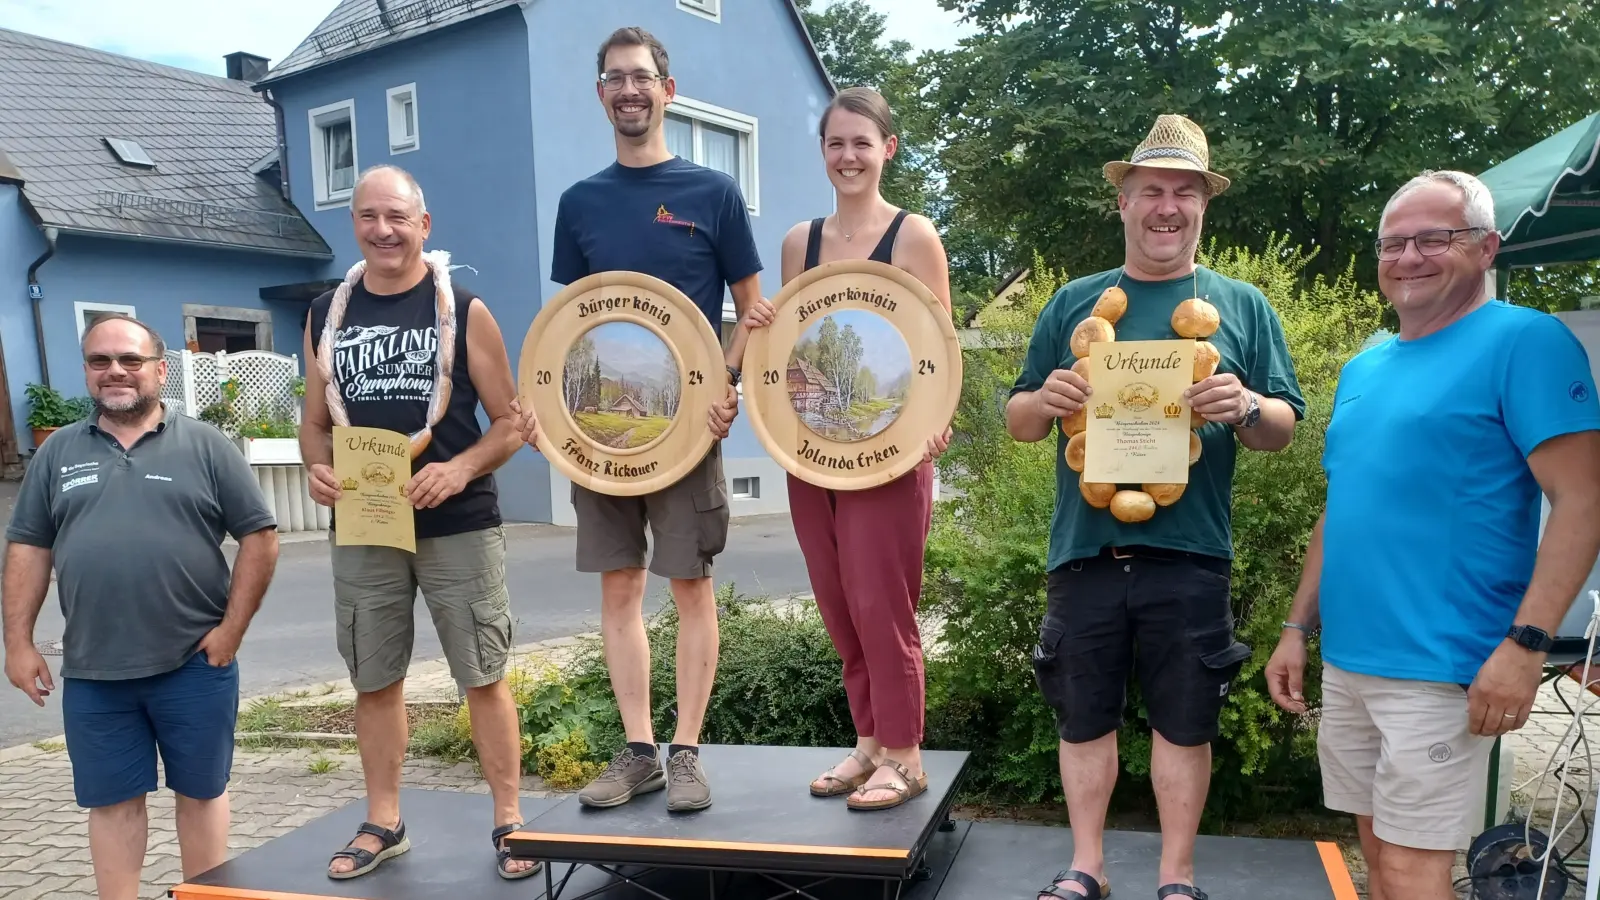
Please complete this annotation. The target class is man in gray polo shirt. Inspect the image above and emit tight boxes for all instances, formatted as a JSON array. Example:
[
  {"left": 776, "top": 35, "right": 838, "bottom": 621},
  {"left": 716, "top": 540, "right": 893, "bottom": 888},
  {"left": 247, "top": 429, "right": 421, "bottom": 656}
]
[{"left": 2, "top": 314, "right": 278, "bottom": 900}]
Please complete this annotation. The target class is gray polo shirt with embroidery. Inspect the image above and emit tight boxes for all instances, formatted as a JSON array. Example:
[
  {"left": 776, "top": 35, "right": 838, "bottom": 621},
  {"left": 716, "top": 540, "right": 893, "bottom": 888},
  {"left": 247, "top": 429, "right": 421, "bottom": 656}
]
[{"left": 5, "top": 404, "right": 276, "bottom": 681}]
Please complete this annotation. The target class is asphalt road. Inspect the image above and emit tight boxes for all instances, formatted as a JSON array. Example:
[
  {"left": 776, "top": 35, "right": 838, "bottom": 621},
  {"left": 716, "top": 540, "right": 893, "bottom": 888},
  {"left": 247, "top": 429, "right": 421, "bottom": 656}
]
[{"left": 0, "top": 515, "right": 813, "bottom": 749}]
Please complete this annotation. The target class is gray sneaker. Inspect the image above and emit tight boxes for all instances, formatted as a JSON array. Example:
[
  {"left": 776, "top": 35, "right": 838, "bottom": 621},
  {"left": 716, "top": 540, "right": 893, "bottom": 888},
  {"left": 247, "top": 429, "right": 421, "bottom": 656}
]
[
  {"left": 665, "top": 749, "right": 711, "bottom": 812},
  {"left": 578, "top": 747, "right": 665, "bottom": 808}
]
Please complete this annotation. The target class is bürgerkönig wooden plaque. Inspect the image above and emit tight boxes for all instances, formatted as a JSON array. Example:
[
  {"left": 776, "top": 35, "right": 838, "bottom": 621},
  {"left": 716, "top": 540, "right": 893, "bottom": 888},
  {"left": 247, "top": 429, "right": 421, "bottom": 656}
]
[
  {"left": 742, "top": 259, "right": 962, "bottom": 491},
  {"left": 518, "top": 271, "right": 725, "bottom": 497}
]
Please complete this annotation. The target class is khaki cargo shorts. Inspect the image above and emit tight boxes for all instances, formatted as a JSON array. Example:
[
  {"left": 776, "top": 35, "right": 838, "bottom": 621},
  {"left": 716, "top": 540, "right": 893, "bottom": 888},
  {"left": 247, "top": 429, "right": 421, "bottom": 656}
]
[
  {"left": 1318, "top": 662, "right": 1495, "bottom": 851},
  {"left": 330, "top": 525, "right": 514, "bottom": 694},
  {"left": 573, "top": 443, "right": 728, "bottom": 580}
]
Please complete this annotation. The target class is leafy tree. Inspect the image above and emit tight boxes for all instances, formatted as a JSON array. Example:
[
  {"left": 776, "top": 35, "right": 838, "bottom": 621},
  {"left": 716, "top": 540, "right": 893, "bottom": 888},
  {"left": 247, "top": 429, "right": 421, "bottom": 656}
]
[{"left": 925, "top": 0, "right": 1600, "bottom": 288}]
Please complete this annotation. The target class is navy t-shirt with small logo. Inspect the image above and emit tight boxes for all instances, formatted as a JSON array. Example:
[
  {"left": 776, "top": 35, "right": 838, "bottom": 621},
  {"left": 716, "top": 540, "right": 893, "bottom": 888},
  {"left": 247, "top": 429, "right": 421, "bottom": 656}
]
[{"left": 550, "top": 156, "right": 763, "bottom": 335}]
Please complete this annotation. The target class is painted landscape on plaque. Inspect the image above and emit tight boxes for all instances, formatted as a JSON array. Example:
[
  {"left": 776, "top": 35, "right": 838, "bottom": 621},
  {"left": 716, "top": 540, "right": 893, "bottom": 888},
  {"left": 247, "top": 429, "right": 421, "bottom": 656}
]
[
  {"left": 564, "top": 322, "right": 680, "bottom": 450},
  {"left": 787, "top": 310, "right": 910, "bottom": 443}
]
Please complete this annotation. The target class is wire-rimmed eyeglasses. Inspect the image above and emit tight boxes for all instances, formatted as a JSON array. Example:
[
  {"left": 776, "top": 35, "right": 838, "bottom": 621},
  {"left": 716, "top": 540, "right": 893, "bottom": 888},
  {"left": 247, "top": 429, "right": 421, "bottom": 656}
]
[
  {"left": 1373, "top": 227, "right": 1487, "bottom": 261},
  {"left": 599, "top": 70, "right": 665, "bottom": 92}
]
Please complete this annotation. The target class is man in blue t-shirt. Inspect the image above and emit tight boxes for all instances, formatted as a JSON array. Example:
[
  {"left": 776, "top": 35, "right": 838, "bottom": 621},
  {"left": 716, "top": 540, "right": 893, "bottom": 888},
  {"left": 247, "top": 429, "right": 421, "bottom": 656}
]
[
  {"left": 525, "top": 26, "right": 765, "bottom": 814},
  {"left": 1267, "top": 170, "right": 1600, "bottom": 900}
]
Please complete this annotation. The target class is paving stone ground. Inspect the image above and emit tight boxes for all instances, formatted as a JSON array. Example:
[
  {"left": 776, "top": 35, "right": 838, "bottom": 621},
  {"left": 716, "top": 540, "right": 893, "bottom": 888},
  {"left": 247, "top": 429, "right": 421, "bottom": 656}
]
[{"left": 2, "top": 623, "right": 1596, "bottom": 899}]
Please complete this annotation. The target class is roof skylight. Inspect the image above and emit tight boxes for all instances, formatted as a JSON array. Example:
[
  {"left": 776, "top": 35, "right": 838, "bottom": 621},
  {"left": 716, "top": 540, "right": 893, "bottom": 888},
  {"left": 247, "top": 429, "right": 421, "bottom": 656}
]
[{"left": 104, "top": 138, "right": 155, "bottom": 168}]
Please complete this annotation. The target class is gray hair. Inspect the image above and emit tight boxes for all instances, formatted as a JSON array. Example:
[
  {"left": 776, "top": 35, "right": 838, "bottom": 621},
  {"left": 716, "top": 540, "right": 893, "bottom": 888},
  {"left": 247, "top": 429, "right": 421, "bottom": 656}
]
[
  {"left": 1380, "top": 169, "right": 1496, "bottom": 233},
  {"left": 353, "top": 164, "right": 427, "bottom": 216},
  {"left": 81, "top": 313, "right": 166, "bottom": 358}
]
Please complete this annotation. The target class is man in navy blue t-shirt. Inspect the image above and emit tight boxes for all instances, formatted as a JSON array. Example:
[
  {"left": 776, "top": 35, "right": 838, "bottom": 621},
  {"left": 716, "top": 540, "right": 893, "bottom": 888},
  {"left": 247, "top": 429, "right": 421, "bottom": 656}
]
[
  {"left": 1267, "top": 170, "right": 1600, "bottom": 900},
  {"left": 532, "top": 26, "right": 767, "bottom": 814}
]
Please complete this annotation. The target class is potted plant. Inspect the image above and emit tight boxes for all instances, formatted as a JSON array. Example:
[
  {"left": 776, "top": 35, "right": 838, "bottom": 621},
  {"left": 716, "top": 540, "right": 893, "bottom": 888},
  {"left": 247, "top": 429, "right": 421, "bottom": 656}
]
[
  {"left": 234, "top": 399, "right": 301, "bottom": 465},
  {"left": 25, "top": 383, "right": 90, "bottom": 447}
]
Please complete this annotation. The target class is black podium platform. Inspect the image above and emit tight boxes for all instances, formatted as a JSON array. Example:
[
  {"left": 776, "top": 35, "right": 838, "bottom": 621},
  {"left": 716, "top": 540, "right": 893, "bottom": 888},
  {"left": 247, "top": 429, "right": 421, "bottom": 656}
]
[{"left": 169, "top": 744, "right": 1357, "bottom": 900}]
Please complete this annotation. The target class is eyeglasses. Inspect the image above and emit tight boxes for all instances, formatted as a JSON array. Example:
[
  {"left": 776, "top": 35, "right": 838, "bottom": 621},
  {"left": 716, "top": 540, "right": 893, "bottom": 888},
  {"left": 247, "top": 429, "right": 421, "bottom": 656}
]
[
  {"left": 85, "top": 354, "right": 161, "bottom": 371},
  {"left": 1374, "top": 228, "right": 1486, "bottom": 261},
  {"left": 599, "top": 70, "right": 664, "bottom": 91}
]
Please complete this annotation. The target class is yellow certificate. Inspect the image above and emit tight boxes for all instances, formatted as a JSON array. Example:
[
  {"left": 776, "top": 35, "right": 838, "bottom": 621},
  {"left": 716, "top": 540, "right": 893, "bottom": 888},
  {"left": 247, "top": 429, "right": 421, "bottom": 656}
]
[
  {"left": 1083, "top": 339, "right": 1196, "bottom": 484},
  {"left": 332, "top": 425, "right": 416, "bottom": 552}
]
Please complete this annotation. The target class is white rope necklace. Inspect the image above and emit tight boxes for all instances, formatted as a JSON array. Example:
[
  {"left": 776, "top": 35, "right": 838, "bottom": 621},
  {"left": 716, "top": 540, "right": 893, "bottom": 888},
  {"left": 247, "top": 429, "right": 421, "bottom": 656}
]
[{"left": 316, "top": 250, "right": 457, "bottom": 458}]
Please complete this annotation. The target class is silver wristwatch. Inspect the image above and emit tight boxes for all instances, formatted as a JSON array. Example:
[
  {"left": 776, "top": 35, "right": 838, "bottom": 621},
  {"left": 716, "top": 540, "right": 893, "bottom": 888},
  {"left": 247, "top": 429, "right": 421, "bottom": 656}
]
[{"left": 1238, "top": 391, "right": 1261, "bottom": 428}]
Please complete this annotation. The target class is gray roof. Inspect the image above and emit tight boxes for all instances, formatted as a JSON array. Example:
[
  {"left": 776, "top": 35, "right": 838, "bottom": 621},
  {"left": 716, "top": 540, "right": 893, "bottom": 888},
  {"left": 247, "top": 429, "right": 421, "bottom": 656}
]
[
  {"left": 0, "top": 28, "right": 332, "bottom": 259},
  {"left": 258, "top": 0, "right": 836, "bottom": 94},
  {"left": 258, "top": 0, "right": 524, "bottom": 86}
]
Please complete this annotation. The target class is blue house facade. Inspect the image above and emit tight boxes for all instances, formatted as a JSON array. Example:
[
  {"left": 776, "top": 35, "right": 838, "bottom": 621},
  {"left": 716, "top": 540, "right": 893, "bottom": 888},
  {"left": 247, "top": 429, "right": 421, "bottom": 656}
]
[
  {"left": 255, "top": 0, "right": 837, "bottom": 524},
  {"left": 0, "top": 27, "right": 336, "bottom": 469}
]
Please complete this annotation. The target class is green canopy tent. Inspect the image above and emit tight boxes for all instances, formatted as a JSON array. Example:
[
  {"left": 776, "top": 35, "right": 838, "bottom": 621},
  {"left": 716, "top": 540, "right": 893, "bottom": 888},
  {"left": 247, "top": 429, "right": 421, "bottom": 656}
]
[{"left": 1478, "top": 111, "right": 1600, "bottom": 291}]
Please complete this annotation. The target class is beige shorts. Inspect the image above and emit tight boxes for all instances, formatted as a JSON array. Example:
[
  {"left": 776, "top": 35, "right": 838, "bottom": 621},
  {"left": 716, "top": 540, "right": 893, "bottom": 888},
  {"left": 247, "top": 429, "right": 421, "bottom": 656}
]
[
  {"left": 1318, "top": 662, "right": 1495, "bottom": 851},
  {"left": 330, "top": 526, "right": 514, "bottom": 693},
  {"left": 572, "top": 443, "right": 728, "bottom": 580}
]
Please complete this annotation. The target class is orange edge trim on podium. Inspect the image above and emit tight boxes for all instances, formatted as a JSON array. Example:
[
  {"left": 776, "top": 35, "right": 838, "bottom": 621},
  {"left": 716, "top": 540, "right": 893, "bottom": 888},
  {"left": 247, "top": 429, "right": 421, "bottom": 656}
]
[
  {"left": 505, "top": 829, "right": 908, "bottom": 859},
  {"left": 169, "top": 887, "right": 348, "bottom": 900},
  {"left": 1315, "top": 840, "right": 1360, "bottom": 900}
]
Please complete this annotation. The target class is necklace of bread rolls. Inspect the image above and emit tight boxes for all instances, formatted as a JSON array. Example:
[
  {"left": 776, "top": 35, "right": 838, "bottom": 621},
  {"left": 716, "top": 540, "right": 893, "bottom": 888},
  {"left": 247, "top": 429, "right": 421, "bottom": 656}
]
[{"left": 1060, "top": 269, "right": 1221, "bottom": 523}]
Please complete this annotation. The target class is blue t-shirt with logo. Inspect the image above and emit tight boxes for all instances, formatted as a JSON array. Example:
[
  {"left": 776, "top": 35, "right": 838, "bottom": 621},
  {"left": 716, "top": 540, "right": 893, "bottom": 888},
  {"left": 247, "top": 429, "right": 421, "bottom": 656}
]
[
  {"left": 1319, "top": 301, "right": 1600, "bottom": 684},
  {"left": 549, "top": 156, "right": 762, "bottom": 336}
]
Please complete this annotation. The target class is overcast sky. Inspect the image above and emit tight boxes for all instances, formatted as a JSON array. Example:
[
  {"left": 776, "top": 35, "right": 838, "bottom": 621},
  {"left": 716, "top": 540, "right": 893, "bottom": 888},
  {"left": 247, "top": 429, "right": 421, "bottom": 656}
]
[{"left": 0, "top": 0, "right": 977, "bottom": 77}]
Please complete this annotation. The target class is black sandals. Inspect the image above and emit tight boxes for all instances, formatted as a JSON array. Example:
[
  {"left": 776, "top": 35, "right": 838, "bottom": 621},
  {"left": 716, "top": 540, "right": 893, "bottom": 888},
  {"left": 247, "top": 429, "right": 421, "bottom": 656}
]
[
  {"left": 1156, "top": 885, "right": 1207, "bottom": 899},
  {"left": 492, "top": 822, "right": 542, "bottom": 880},
  {"left": 1036, "top": 869, "right": 1110, "bottom": 899},
  {"left": 327, "top": 820, "right": 410, "bottom": 879}
]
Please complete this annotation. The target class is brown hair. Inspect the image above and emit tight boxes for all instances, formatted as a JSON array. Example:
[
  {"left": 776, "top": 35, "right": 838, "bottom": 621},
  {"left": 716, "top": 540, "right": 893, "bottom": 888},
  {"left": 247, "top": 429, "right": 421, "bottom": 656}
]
[
  {"left": 818, "top": 86, "right": 895, "bottom": 140},
  {"left": 596, "top": 27, "right": 670, "bottom": 78}
]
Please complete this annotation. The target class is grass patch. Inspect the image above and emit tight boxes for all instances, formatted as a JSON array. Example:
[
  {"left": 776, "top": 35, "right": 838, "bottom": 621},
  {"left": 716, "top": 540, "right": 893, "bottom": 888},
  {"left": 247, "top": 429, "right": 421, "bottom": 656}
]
[
  {"left": 572, "top": 411, "right": 671, "bottom": 448},
  {"left": 307, "top": 756, "right": 342, "bottom": 775},
  {"left": 32, "top": 740, "right": 65, "bottom": 753}
]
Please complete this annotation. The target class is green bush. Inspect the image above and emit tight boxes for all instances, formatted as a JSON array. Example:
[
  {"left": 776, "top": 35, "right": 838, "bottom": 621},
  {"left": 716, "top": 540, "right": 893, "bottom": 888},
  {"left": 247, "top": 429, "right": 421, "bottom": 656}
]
[{"left": 922, "top": 238, "right": 1385, "bottom": 823}]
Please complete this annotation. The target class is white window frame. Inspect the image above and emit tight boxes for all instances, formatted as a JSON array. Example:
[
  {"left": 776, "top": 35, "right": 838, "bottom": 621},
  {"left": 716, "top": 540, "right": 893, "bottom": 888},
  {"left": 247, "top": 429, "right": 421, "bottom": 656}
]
[
  {"left": 731, "top": 476, "right": 760, "bottom": 500},
  {"left": 677, "top": 0, "right": 721, "bottom": 23},
  {"left": 386, "top": 84, "right": 419, "bottom": 154},
  {"left": 667, "top": 95, "right": 759, "bottom": 215},
  {"left": 308, "top": 99, "right": 358, "bottom": 209},
  {"left": 74, "top": 302, "right": 137, "bottom": 340}
]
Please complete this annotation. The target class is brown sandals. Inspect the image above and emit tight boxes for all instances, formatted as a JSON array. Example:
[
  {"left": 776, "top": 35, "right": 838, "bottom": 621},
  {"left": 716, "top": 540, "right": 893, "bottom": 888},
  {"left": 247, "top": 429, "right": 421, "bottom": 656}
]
[
  {"left": 846, "top": 759, "right": 927, "bottom": 811},
  {"left": 811, "top": 749, "right": 876, "bottom": 797}
]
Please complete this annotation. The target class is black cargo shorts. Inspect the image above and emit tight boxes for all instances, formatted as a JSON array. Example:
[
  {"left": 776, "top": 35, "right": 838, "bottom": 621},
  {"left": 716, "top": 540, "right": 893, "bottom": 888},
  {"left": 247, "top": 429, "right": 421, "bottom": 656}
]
[{"left": 1032, "top": 546, "right": 1251, "bottom": 747}]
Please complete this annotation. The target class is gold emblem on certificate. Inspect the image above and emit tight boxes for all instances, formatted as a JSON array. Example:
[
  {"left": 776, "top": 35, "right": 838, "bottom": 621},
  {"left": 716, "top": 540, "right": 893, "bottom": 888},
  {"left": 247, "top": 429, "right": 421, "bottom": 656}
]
[{"left": 333, "top": 425, "right": 416, "bottom": 552}]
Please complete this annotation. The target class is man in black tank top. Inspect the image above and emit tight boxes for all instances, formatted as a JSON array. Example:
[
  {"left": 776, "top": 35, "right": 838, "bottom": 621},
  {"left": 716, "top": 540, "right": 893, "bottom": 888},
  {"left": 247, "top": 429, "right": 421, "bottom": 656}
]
[{"left": 299, "top": 166, "right": 538, "bottom": 882}]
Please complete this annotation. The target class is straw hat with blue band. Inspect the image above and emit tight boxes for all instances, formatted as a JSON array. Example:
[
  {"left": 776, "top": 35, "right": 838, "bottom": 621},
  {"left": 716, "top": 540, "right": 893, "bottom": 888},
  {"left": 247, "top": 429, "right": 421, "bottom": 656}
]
[{"left": 1103, "top": 114, "right": 1231, "bottom": 196}]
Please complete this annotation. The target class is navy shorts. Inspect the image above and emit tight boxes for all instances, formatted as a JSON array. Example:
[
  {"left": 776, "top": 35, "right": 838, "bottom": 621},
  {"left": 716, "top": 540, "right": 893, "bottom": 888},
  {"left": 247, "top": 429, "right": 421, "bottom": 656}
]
[
  {"left": 1032, "top": 546, "right": 1251, "bottom": 747},
  {"left": 62, "top": 651, "right": 240, "bottom": 808}
]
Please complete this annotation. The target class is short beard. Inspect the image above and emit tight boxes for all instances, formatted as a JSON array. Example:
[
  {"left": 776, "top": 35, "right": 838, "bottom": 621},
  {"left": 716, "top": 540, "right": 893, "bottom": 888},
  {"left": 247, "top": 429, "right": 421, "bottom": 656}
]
[{"left": 94, "top": 392, "right": 157, "bottom": 425}]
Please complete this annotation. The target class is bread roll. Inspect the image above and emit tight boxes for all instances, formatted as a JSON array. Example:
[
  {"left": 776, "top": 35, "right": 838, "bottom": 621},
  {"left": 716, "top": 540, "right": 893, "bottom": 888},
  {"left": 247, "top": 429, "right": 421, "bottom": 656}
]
[
  {"left": 1080, "top": 480, "right": 1116, "bottom": 508},
  {"left": 1190, "top": 431, "right": 1202, "bottom": 466},
  {"left": 1061, "top": 406, "right": 1087, "bottom": 436},
  {"left": 1144, "top": 482, "right": 1186, "bottom": 506},
  {"left": 1172, "top": 299, "right": 1220, "bottom": 338},
  {"left": 1070, "top": 316, "right": 1115, "bottom": 360},
  {"left": 1110, "top": 490, "right": 1156, "bottom": 523},
  {"left": 1092, "top": 286, "right": 1127, "bottom": 324},
  {"left": 1193, "top": 340, "right": 1220, "bottom": 381},
  {"left": 1065, "top": 431, "right": 1086, "bottom": 472},
  {"left": 1072, "top": 358, "right": 1091, "bottom": 380},
  {"left": 1191, "top": 407, "right": 1207, "bottom": 430}
]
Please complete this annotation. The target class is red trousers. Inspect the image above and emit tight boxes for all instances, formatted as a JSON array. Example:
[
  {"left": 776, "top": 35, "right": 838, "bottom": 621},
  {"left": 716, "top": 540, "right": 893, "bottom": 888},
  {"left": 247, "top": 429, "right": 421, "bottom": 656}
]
[{"left": 787, "top": 460, "right": 935, "bottom": 748}]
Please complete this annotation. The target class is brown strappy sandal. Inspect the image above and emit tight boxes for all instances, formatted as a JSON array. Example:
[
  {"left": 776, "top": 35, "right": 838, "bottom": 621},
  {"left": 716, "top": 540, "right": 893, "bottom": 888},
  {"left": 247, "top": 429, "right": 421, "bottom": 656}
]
[
  {"left": 846, "top": 759, "right": 928, "bottom": 811},
  {"left": 810, "top": 749, "right": 876, "bottom": 797}
]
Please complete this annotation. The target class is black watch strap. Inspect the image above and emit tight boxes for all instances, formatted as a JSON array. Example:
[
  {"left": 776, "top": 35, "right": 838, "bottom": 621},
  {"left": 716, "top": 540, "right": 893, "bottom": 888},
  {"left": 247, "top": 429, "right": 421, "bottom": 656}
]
[
  {"left": 1507, "top": 624, "right": 1554, "bottom": 653},
  {"left": 725, "top": 365, "right": 742, "bottom": 385}
]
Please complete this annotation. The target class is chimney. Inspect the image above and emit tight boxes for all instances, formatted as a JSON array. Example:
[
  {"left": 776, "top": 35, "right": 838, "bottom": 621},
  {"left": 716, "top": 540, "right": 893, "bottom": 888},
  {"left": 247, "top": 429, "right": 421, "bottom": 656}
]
[{"left": 224, "top": 52, "right": 271, "bottom": 83}]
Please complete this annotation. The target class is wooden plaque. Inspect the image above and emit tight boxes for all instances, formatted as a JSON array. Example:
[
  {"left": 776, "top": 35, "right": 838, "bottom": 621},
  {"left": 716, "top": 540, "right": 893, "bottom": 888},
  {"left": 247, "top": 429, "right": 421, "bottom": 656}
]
[
  {"left": 518, "top": 271, "right": 725, "bottom": 497},
  {"left": 743, "top": 259, "right": 962, "bottom": 491}
]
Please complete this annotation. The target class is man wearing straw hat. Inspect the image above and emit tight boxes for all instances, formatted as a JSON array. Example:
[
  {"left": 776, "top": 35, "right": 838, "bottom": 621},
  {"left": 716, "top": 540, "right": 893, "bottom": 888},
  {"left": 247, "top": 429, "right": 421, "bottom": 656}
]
[{"left": 1008, "top": 114, "right": 1305, "bottom": 900}]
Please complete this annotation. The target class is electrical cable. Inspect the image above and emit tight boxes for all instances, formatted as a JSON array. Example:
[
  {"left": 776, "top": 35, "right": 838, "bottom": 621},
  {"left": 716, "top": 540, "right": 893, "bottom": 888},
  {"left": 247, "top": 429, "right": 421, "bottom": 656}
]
[{"left": 1526, "top": 589, "right": 1600, "bottom": 900}]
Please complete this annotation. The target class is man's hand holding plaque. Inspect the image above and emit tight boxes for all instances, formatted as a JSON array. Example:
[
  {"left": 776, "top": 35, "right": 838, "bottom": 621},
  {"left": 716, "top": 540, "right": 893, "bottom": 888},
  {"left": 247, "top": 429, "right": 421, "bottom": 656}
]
[{"left": 332, "top": 425, "right": 417, "bottom": 553}]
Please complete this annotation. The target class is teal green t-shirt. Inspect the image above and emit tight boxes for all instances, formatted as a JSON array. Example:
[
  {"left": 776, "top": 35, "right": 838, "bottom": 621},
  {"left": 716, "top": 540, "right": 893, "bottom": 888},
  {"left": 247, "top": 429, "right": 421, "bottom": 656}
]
[{"left": 1011, "top": 265, "right": 1306, "bottom": 569}]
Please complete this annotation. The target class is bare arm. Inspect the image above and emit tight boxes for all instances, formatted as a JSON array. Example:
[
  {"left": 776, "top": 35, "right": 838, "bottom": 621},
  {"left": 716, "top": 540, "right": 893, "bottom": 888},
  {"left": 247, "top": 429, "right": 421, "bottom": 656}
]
[
  {"left": 299, "top": 316, "right": 334, "bottom": 471},
  {"left": 1236, "top": 394, "right": 1297, "bottom": 452},
  {"left": 895, "top": 214, "right": 952, "bottom": 317},
  {"left": 218, "top": 528, "right": 278, "bottom": 639},
  {"left": 2, "top": 543, "right": 52, "bottom": 654},
  {"left": 1006, "top": 390, "right": 1059, "bottom": 443},
  {"left": 1284, "top": 511, "right": 1325, "bottom": 634},
  {"left": 1513, "top": 430, "right": 1600, "bottom": 636},
  {"left": 721, "top": 273, "right": 767, "bottom": 370},
  {"left": 449, "top": 297, "right": 523, "bottom": 480}
]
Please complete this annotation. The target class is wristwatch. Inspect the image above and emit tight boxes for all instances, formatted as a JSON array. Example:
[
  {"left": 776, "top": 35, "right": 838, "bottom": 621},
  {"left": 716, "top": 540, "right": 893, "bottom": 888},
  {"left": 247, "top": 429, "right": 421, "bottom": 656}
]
[
  {"left": 725, "top": 365, "right": 742, "bottom": 386},
  {"left": 1237, "top": 391, "right": 1261, "bottom": 428},
  {"left": 1507, "top": 624, "right": 1554, "bottom": 653}
]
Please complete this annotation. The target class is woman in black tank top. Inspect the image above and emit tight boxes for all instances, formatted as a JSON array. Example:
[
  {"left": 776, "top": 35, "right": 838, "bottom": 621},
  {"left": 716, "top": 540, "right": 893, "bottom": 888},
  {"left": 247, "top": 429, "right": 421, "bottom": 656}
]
[{"left": 754, "top": 87, "right": 954, "bottom": 811}]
